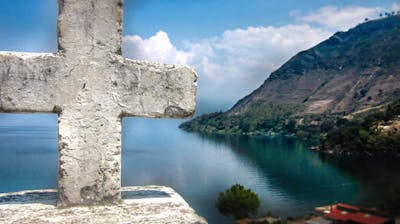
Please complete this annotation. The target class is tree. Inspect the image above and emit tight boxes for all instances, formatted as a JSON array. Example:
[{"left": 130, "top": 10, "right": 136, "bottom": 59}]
[
  {"left": 239, "top": 119, "right": 251, "bottom": 133},
  {"left": 285, "top": 119, "right": 297, "bottom": 133},
  {"left": 321, "top": 120, "right": 335, "bottom": 133},
  {"left": 216, "top": 184, "right": 260, "bottom": 219}
]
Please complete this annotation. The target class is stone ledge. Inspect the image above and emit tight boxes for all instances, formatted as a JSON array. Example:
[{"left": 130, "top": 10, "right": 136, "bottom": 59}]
[{"left": 0, "top": 186, "right": 207, "bottom": 224}]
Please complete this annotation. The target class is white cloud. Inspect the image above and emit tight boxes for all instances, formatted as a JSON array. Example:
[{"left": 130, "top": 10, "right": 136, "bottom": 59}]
[
  {"left": 184, "top": 25, "right": 331, "bottom": 107},
  {"left": 122, "top": 31, "right": 193, "bottom": 65},
  {"left": 392, "top": 2, "right": 400, "bottom": 12},
  {"left": 123, "top": 25, "right": 331, "bottom": 111},
  {"left": 298, "top": 5, "right": 382, "bottom": 31},
  {"left": 122, "top": 4, "right": 391, "bottom": 113}
]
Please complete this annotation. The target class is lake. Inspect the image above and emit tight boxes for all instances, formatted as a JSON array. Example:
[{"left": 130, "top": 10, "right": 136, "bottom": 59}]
[{"left": 1, "top": 114, "right": 400, "bottom": 224}]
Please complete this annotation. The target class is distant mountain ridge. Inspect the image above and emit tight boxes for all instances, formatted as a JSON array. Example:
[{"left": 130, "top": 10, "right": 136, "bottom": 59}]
[{"left": 181, "top": 15, "right": 400, "bottom": 139}]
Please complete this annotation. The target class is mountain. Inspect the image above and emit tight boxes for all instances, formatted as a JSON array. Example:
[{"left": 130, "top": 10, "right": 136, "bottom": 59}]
[{"left": 180, "top": 15, "right": 400, "bottom": 140}]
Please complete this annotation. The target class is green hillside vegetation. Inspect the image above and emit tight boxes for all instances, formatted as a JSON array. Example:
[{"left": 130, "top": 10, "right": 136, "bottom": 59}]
[
  {"left": 321, "top": 99, "right": 400, "bottom": 155},
  {"left": 180, "top": 102, "right": 348, "bottom": 140},
  {"left": 180, "top": 103, "right": 305, "bottom": 137}
]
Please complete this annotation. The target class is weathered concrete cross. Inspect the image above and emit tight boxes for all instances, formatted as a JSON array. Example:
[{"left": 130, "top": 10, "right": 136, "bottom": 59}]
[{"left": 0, "top": 0, "right": 197, "bottom": 207}]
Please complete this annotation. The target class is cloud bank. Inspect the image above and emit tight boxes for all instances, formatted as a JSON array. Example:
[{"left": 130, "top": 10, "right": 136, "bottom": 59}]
[
  {"left": 297, "top": 5, "right": 382, "bottom": 31},
  {"left": 122, "top": 5, "right": 390, "bottom": 113}
]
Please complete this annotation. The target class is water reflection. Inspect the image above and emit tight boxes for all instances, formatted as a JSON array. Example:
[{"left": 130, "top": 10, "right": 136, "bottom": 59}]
[
  {"left": 121, "top": 119, "right": 380, "bottom": 223},
  {"left": 193, "top": 134, "right": 360, "bottom": 216},
  {"left": 321, "top": 155, "right": 400, "bottom": 213},
  {"left": 0, "top": 116, "right": 399, "bottom": 224},
  {"left": 0, "top": 114, "right": 58, "bottom": 193}
]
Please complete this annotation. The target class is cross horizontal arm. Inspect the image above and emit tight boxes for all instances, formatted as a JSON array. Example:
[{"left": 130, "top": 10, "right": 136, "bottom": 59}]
[
  {"left": 0, "top": 52, "right": 63, "bottom": 113},
  {"left": 114, "top": 57, "right": 197, "bottom": 118}
]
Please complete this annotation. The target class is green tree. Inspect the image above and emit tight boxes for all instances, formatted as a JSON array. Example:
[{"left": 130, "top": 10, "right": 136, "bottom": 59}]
[
  {"left": 216, "top": 184, "right": 260, "bottom": 219},
  {"left": 239, "top": 120, "right": 251, "bottom": 133},
  {"left": 321, "top": 120, "right": 335, "bottom": 133},
  {"left": 285, "top": 119, "right": 297, "bottom": 133}
]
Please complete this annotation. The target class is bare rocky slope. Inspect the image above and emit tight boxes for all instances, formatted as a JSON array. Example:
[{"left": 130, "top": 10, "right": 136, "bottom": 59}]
[{"left": 181, "top": 15, "right": 400, "bottom": 139}]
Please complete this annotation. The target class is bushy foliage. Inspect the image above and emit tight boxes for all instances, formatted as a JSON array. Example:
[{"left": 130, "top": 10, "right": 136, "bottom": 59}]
[
  {"left": 180, "top": 103, "right": 303, "bottom": 136},
  {"left": 249, "top": 221, "right": 288, "bottom": 224},
  {"left": 321, "top": 99, "right": 400, "bottom": 154},
  {"left": 216, "top": 184, "right": 260, "bottom": 219},
  {"left": 384, "top": 99, "right": 400, "bottom": 121},
  {"left": 180, "top": 101, "right": 350, "bottom": 141}
]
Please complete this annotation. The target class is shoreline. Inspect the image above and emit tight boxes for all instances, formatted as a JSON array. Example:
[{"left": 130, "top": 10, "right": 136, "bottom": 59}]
[{"left": 186, "top": 129, "right": 400, "bottom": 159}]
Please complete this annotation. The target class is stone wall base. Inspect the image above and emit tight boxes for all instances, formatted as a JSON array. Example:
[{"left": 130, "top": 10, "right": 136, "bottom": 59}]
[{"left": 0, "top": 186, "right": 207, "bottom": 224}]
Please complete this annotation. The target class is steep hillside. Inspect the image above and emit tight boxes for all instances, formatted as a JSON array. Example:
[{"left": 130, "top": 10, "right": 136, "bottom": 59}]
[{"left": 181, "top": 15, "right": 400, "bottom": 139}]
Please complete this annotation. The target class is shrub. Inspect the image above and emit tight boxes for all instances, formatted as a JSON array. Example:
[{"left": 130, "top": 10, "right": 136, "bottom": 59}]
[
  {"left": 321, "top": 98, "right": 400, "bottom": 153},
  {"left": 216, "top": 184, "right": 260, "bottom": 219}
]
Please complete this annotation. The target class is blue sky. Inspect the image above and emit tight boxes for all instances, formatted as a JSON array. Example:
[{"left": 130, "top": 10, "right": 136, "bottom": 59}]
[
  {"left": 0, "top": 0, "right": 399, "bottom": 113},
  {"left": 126, "top": 0, "right": 397, "bottom": 43},
  {"left": 0, "top": 0, "right": 57, "bottom": 52}
]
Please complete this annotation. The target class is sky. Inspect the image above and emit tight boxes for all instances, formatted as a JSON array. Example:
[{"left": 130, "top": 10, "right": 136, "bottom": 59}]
[{"left": 0, "top": 0, "right": 399, "bottom": 114}]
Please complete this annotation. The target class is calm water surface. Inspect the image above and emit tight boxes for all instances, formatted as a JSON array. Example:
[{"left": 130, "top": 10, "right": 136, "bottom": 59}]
[{"left": 0, "top": 114, "right": 399, "bottom": 224}]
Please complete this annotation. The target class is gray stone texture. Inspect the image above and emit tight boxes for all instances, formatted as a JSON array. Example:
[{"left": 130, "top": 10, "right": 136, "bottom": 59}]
[
  {"left": 0, "top": 187, "right": 207, "bottom": 223},
  {"left": 0, "top": 0, "right": 197, "bottom": 207}
]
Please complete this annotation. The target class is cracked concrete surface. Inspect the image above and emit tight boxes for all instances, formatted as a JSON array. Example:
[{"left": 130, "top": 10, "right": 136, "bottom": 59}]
[
  {"left": 0, "top": 186, "right": 207, "bottom": 224},
  {"left": 0, "top": 0, "right": 197, "bottom": 207}
]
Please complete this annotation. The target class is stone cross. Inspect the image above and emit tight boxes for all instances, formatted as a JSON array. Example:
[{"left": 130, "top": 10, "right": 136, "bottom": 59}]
[{"left": 0, "top": 0, "right": 197, "bottom": 207}]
